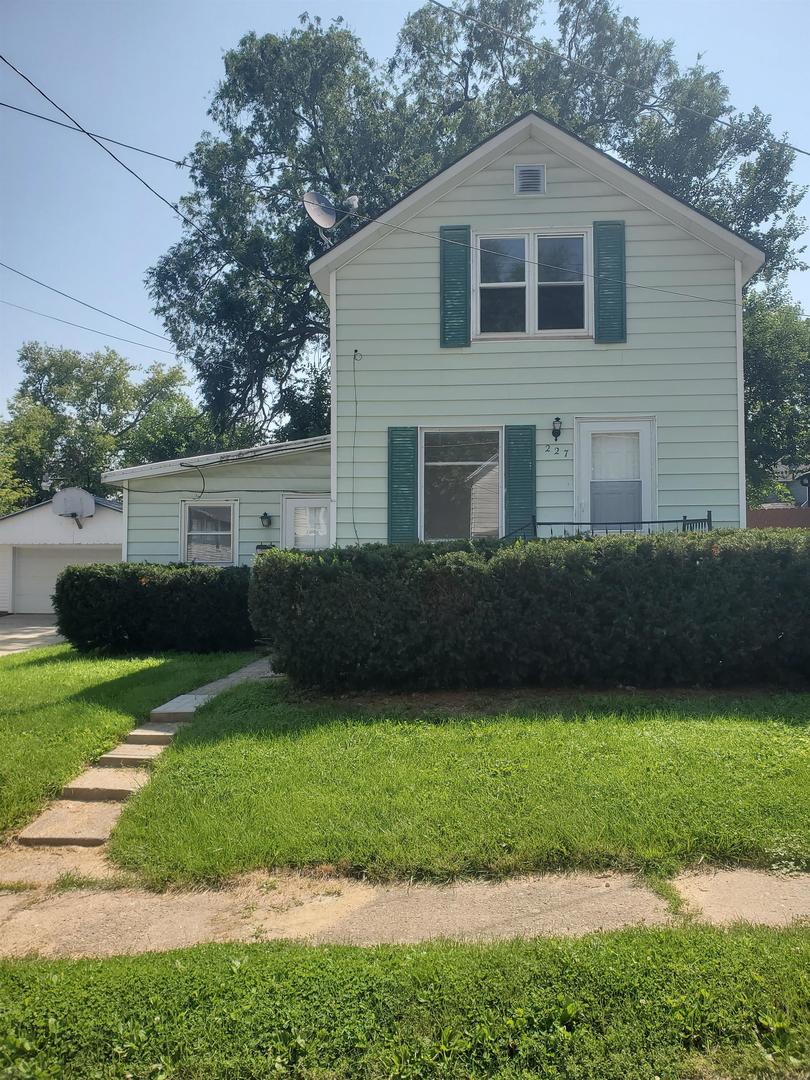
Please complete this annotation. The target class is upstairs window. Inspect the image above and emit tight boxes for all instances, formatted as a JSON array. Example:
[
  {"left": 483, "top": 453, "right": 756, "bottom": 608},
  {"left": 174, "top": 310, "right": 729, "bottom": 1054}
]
[
  {"left": 478, "top": 237, "right": 526, "bottom": 334},
  {"left": 538, "top": 235, "right": 585, "bottom": 330},
  {"left": 475, "top": 230, "right": 590, "bottom": 338}
]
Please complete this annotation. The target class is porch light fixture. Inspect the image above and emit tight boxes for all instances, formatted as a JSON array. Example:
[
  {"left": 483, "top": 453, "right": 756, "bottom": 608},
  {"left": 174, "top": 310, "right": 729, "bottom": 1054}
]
[
  {"left": 551, "top": 417, "right": 562, "bottom": 441},
  {"left": 260, "top": 512, "right": 272, "bottom": 528}
]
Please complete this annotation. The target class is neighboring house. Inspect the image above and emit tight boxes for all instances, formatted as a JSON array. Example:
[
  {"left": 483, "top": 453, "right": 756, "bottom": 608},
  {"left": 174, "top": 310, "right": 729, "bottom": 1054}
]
[
  {"left": 104, "top": 112, "right": 765, "bottom": 563},
  {"left": 0, "top": 496, "right": 122, "bottom": 613}
]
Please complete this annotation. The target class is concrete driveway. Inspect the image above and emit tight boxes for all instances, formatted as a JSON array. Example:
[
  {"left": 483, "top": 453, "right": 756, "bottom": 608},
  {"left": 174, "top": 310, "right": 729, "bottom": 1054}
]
[{"left": 0, "top": 615, "right": 64, "bottom": 655}]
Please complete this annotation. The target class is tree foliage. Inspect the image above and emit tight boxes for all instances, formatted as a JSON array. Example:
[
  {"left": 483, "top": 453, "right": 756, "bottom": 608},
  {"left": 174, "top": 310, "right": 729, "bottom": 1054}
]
[
  {"left": 148, "top": 0, "right": 805, "bottom": 436},
  {"left": 1, "top": 343, "right": 259, "bottom": 510},
  {"left": 743, "top": 293, "right": 810, "bottom": 484}
]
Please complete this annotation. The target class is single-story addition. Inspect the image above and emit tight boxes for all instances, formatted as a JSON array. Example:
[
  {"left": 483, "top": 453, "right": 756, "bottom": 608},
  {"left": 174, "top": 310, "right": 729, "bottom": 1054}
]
[
  {"left": 102, "top": 437, "right": 331, "bottom": 564},
  {"left": 105, "top": 110, "right": 766, "bottom": 561},
  {"left": 0, "top": 495, "right": 122, "bottom": 613}
]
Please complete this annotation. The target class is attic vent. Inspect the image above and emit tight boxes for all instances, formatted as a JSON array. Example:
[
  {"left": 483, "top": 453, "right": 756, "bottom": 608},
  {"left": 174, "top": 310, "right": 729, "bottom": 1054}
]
[{"left": 514, "top": 164, "right": 546, "bottom": 195}]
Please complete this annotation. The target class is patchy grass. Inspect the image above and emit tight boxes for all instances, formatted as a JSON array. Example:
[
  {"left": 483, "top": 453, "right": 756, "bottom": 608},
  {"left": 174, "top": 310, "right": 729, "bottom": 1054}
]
[
  {"left": 0, "top": 645, "right": 254, "bottom": 834},
  {"left": 110, "top": 681, "right": 810, "bottom": 887},
  {"left": 1, "top": 927, "right": 809, "bottom": 1078}
]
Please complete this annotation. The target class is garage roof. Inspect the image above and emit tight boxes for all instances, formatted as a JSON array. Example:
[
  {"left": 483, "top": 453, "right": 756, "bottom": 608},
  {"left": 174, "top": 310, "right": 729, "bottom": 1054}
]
[{"left": 0, "top": 496, "right": 121, "bottom": 524}]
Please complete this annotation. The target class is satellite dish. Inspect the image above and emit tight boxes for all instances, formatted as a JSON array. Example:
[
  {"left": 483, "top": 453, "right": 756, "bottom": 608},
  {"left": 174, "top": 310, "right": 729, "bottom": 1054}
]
[
  {"left": 52, "top": 487, "right": 95, "bottom": 521},
  {"left": 302, "top": 191, "right": 338, "bottom": 229}
]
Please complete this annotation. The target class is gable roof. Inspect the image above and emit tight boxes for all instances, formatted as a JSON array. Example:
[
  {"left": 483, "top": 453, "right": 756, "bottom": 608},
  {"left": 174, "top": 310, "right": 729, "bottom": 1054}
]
[
  {"left": 0, "top": 495, "right": 121, "bottom": 524},
  {"left": 101, "top": 434, "right": 331, "bottom": 484},
  {"left": 309, "top": 111, "right": 766, "bottom": 294}
]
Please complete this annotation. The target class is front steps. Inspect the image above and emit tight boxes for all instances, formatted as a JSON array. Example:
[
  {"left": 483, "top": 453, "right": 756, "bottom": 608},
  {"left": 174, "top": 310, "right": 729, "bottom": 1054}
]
[{"left": 15, "top": 658, "right": 273, "bottom": 850}]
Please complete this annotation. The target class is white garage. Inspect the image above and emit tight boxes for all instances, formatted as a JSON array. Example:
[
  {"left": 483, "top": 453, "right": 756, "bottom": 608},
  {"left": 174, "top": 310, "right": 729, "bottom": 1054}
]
[{"left": 0, "top": 494, "right": 122, "bottom": 614}]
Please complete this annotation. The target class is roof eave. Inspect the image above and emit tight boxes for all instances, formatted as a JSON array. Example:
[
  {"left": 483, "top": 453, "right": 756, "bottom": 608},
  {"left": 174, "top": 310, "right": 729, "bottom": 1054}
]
[
  {"left": 309, "top": 111, "right": 766, "bottom": 295},
  {"left": 102, "top": 435, "right": 331, "bottom": 485}
]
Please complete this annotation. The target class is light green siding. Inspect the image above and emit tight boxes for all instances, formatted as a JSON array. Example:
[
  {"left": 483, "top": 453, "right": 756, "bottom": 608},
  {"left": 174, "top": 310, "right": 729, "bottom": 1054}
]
[
  {"left": 333, "top": 134, "right": 742, "bottom": 542},
  {"left": 125, "top": 450, "right": 330, "bottom": 564}
]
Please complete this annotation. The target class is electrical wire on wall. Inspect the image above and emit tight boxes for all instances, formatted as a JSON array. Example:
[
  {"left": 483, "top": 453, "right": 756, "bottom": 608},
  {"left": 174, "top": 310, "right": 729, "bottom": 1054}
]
[{"left": 351, "top": 348, "right": 362, "bottom": 545}]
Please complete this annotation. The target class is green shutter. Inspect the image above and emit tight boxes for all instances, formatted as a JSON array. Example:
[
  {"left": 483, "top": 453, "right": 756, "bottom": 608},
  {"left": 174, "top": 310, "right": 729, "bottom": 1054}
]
[
  {"left": 440, "top": 225, "right": 471, "bottom": 347},
  {"left": 504, "top": 425, "right": 536, "bottom": 540},
  {"left": 388, "top": 427, "right": 418, "bottom": 543},
  {"left": 593, "top": 220, "right": 626, "bottom": 343}
]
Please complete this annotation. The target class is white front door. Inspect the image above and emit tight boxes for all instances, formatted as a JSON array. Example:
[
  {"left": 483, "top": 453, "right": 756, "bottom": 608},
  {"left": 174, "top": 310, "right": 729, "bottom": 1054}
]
[
  {"left": 282, "top": 497, "right": 331, "bottom": 550},
  {"left": 575, "top": 419, "right": 655, "bottom": 527}
]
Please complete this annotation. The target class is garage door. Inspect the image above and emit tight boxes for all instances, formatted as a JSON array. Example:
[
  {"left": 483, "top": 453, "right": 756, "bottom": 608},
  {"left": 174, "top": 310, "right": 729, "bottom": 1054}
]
[{"left": 12, "top": 546, "right": 122, "bottom": 614}]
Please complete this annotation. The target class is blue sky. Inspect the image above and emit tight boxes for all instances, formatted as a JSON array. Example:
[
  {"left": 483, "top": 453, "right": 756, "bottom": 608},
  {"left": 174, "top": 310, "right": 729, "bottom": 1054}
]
[{"left": 1, "top": 0, "right": 808, "bottom": 412}]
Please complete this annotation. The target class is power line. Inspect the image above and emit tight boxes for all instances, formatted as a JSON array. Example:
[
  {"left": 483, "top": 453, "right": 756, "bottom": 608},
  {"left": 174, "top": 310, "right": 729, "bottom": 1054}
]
[
  {"left": 344, "top": 207, "right": 747, "bottom": 309},
  {"left": 0, "top": 100, "right": 186, "bottom": 165},
  {"left": 0, "top": 54, "right": 291, "bottom": 304},
  {"left": 427, "top": 0, "right": 810, "bottom": 160},
  {"left": 0, "top": 261, "right": 172, "bottom": 341},
  {"left": 0, "top": 298, "right": 179, "bottom": 354}
]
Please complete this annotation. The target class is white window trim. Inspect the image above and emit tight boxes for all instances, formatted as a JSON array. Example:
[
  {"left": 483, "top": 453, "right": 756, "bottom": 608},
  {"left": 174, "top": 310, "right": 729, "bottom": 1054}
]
[
  {"left": 180, "top": 499, "right": 239, "bottom": 566},
  {"left": 418, "top": 426, "right": 504, "bottom": 542},
  {"left": 472, "top": 226, "right": 593, "bottom": 341},
  {"left": 513, "top": 162, "right": 547, "bottom": 195},
  {"left": 281, "top": 493, "right": 331, "bottom": 550},
  {"left": 574, "top": 417, "right": 657, "bottom": 525}
]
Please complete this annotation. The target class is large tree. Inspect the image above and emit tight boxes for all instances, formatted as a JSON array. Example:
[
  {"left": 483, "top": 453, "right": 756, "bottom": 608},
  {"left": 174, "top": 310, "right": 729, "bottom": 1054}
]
[
  {"left": 743, "top": 292, "right": 810, "bottom": 486},
  {"left": 1, "top": 343, "right": 259, "bottom": 510},
  {"left": 149, "top": 0, "right": 805, "bottom": 443}
]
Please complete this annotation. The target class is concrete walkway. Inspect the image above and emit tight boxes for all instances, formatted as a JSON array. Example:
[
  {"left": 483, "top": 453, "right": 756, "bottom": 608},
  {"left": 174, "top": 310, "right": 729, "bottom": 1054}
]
[
  {"left": 0, "top": 868, "right": 808, "bottom": 958},
  {"left": 0, "top": 614, "right": 63, "bottom": 654},
  {"left": 15, "top": 657, "right": 273, "bottom": 848}
]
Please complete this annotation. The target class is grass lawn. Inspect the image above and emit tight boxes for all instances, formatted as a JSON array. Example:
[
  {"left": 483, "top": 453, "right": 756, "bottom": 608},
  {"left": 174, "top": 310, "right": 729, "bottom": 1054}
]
[
  {"left": 2, "top": 927, "right": 809, "bottom": 1078},
  {"left": 0, "top": 645, "right": 254, "bottom": 834},
  {"left": 110, "top": 681, "right": 810, "bottom": 887}
]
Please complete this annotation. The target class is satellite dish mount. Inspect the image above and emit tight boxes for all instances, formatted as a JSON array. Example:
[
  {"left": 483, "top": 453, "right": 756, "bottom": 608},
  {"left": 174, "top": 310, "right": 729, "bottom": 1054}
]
[{"left": 302, "top": 191, "right": 360, "bottom": 246}]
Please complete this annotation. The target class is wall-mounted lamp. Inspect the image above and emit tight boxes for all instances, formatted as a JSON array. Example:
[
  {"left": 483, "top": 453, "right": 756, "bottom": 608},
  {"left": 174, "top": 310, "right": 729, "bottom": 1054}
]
[
  {"left": 551, "top": 417, "right": 562, "bottom": 442},
  {"left": 260, "top": 512, "right": 272, "bottom": 528}
]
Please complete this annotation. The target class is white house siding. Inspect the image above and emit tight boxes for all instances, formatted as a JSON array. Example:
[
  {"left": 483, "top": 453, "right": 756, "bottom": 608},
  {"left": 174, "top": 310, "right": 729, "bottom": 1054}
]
[
  {"left": 124, "top": 449, "right": 331, "bottom": 564},
  {"left": 332, "top": 134, "right": 741, "bottom": 544},
  {"left": 0, "top": 546, "right": 12, "bottom": 612}
]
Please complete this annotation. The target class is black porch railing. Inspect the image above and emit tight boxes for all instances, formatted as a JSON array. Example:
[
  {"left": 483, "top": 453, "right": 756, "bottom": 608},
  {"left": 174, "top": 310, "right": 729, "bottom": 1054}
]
[{"left": 502, "top": 511, "right": 712, "bottom": 541}]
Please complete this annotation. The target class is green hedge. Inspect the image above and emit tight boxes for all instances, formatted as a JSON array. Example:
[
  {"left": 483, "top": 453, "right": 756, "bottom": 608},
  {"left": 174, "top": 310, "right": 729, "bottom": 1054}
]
[
  {"left": 55, "top": 563, "right": 254, "bottom": 652},
  {"left": 249, "top": 530, "right": 810, "bottom": 689}
]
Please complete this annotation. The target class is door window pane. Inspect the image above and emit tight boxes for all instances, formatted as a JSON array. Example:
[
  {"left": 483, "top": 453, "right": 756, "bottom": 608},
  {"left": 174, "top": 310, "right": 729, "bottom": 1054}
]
[
  {"left": 292, "top": 504, "right": 329, "bottom": 550},
  {"left": 423, "top": 430, "right": 500, "bottom": 540},
  {"left": 590, "top": 433, "right": 642, "bottom": 526},
  {"left": 591, "top": 433, "right": 640, "bottom": 481}
]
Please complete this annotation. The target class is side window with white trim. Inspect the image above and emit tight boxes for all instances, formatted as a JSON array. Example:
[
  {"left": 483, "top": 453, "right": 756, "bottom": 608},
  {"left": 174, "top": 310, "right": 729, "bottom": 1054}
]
[{"left": 185, "top": 504, "right": 235, "bottom": 564}]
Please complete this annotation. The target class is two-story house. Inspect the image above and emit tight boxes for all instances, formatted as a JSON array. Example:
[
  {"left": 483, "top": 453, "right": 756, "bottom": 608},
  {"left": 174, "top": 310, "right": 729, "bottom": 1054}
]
[{"left": 104, "top": 112, "right": 764, "bottom": 561}]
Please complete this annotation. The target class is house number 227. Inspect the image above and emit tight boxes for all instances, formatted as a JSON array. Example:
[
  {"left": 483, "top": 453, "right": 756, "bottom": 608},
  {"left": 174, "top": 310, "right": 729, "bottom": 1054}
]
[{"left": 544, "top": 445, "right": 570, "bottom": 456}]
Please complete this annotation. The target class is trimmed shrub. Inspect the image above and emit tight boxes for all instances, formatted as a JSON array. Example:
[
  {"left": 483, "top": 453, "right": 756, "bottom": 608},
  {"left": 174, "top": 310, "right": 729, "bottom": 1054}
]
[
  {"left": 249, "top": 530, "right": 810, "bottom": 689},
  {"left": 55, "top": 563, "right": 254, "bottom": 652}
]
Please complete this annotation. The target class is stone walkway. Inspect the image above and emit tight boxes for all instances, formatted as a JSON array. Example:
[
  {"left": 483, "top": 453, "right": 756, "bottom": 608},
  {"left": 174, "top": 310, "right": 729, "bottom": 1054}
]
[{"left": 15, "top": 658, "right": 273, "bottom": 848}]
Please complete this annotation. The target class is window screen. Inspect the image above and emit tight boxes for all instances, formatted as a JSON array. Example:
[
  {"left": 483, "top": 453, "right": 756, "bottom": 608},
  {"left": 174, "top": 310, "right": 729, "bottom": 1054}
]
[{"left": 185, "top": 504, "right": 233, "bottom": 564}]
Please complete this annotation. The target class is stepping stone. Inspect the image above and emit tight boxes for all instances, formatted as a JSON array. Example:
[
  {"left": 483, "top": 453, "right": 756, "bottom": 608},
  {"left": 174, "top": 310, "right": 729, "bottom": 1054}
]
[
  {"left": 150, "top": 693, "right": 212, "bottom": 723},
  {"left": 62, "top": 767, "right": 149, "bottom": 802},
  {"left": 96, "top": 743, "right": 164, "bottom": 768},
  {"left": 17, "top": 801, "right": 123, "bottom": 847},
  {"left": 125, "top": 722, "right": 180, "bottom": 746}
]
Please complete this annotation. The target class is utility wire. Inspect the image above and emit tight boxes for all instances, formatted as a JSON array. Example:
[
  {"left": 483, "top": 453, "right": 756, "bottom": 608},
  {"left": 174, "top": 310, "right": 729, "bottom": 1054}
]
[
  {"left": 0, "top": 100, "right": 186, "bottom": 165},
  {"left": 0, "top": 299, "right": 179, "bottom": 354},
  {"left": 427, "top": 0, "right": 810, "bottom": 159},
  {"left": 0, "top": 54, "right": 291, "bottom": 304},
  {"left": 0, "top": 261, "right": 172, "bottom": 341},
  {"left": 343, "top": 208, "right": 747, "bottom": 309}
]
